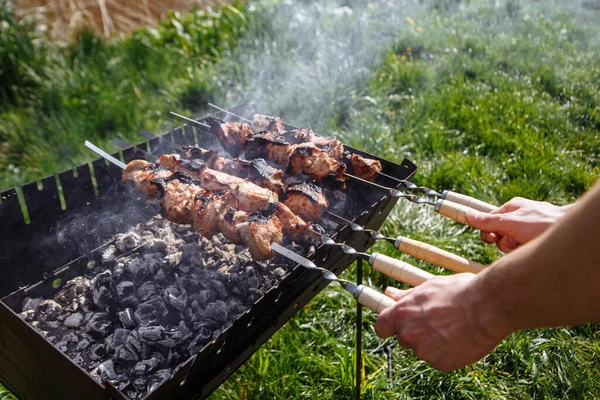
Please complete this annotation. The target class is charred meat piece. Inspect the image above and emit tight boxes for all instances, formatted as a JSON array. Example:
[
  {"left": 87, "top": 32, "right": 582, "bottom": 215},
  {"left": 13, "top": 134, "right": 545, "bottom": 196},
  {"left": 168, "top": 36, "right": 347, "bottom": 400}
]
[
  {"left": 218, "top": 207, "right": 283, "bottom": 260},
  {"left": 183, "top": 145, "right": 286, "bottom": 197},
  {"left": 247, "top": 159, "right": 286, "bottom": 197},
  {"left": 245, "top": 135, "right": 290, "bottom": 166},
  {"left": 288, "top": 143, "right": 347, "bottom": 184},
  {"left": 252, "top": 113, "right": 286, "bottom": 133},
  {"left": 155, "top": 176, "right": 283, "bottom": 261},
  {"left": 216, "top": 122, "right": 254, "bottom": 157},
  {"left": 349, "top": 154, "right": 382, "bottom": 182},
  {"left": 122, "top": 160, "right": 171, "bottom": 198},
  {"left": 284, "top": 183, "right": 329, "bottom": 222}
]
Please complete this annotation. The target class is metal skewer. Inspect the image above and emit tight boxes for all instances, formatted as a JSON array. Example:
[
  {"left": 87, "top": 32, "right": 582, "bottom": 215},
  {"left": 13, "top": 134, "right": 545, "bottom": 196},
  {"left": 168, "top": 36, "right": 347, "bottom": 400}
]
[{"left": 205, "top": 103, "right": 498, "bottom": 212}]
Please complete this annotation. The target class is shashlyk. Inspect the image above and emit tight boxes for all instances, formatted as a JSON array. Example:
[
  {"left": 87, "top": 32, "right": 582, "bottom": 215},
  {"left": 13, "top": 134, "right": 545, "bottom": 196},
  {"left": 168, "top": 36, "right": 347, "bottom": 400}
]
[
  {"left": 207, "top": 115, "right": 382, "bottom": 187},
  {"left": 122, "top": 159, "right": 319, "bottom": 260},
  {"left": 160, "top": 152, "right": 329, "bottom": 223},
  {"left": 250, "top": 114, "right": 383, "bottom": 182}
]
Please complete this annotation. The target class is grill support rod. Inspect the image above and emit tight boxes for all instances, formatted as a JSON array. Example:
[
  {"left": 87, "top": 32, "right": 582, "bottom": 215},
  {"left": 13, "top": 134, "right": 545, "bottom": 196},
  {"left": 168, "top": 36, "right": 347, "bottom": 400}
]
[
  {"left": 356, "top": 257, "right": 363, "bottom": 400},
  {"left": 205, "top": 103, "right": 498, "bottom": 213}
]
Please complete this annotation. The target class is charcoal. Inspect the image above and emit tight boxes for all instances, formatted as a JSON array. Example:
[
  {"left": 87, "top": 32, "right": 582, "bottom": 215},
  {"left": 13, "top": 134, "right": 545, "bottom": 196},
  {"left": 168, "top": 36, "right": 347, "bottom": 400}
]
[
  {"left": 134, "top": 297, "right": 169, "bottom": 327},
  {"left": 92, "top": 286, "right": 111, "bottom": 309},
  {"left": 102, "top": 245, "right": 118, "bottom": 263},
  {"left": 147, "top": 369, "right": 171, "bottom": 393},
  {"left": 98, "top": 360, "right": 117, "bottom": 381},
  {"left": 205, "top": 300, "right": 228, "bottom": 323},
  {"left": 111, "top": 328, "right": 131, "bottom": 350},
  {"left": 136, "top": 282, "right": 157, "bottom": 303},
  {"left": 37, "top": 300, "right": 62, "bottom": 321},
  {"left": 127, "top": 258, "right": 150, "bottom": 284},
  {"left": 90, "top": 343, "right": 107, "bottom": 361},
  {"left": 196, "top": 290, "right": 211, "bottom": 306},
  {"left": 247, "top": 275, "right": 260, "bottom": 289},
  {"left": 150, "top": 240, "right": 168, "bottom": 254},
  {"left": 133, "top": 355, "right": 163, "bottom": 377},
  {"left": 22, "top": 297, "right": 42, "bottom": 312},
  {"left": 77, "top": 338, "right": 90, "bottom": 351},
  {"left": 114, "top": 345, "right": 139, "bottom": 364},
  {"left": 166, "top": 349, "right": 179, "bottom": 367},
  {"left": 55, "top": 340, "right": 69, "bottom": 352},
  {"left": 93, "top": 270, "right": 113, "bottom": 287},
  {"left": 272, "top": 267, "right": 286, "bottom": 278},
  {"left": 86, "top": 312, "right": 112, "bottom": 336},
  {"left": 117, "top": 281, "right": 135, "bottom": 299},
  {"left": 72, "top": 355, "right": 84, "bottom": 365},
  {"left": 19, "top": 211, "right": 293, "bottom": 400},
  {"left": 163, "top": 285, "right": 187, "bottom": 312},
  {"left": 116, "top": 232, "right": 141, "bottom": 252},
  {"left": 20, "top": 309, "right": 36, "bottom": 322},
  {"left": 126, "top": 330, "right": 143, "bottom": 355},
  {"left": 119, "top": 308, "right": 137, "bottom": 329},
  {"left": 246, "top": 288, "right": 264, "bottom": 304},
  {"left": 206, "top": 280, "right": 227, "bottom": 300},
  {"left": 188, "top": 328, "right": 212, "bottom": 355},
  {"left": 138, "top": 326, "right": 164, "bottom": 343},
  {"left": 227, "top": 299, "right": 248, "bottom": 316}
]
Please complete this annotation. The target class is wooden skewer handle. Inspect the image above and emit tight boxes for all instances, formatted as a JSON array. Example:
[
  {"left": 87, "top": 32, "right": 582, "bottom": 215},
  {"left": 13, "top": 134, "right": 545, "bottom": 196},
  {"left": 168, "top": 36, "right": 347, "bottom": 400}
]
[
  {"left": 441, "top": 190, "right": 497, "bottom": 213},
  {"left": 369, "top": 253, "right": 434, "bottom": 286},
  {"left": 435, "top": 199, "right": 472, "bottom": 224},
  {"left": 395, "top": 236, "right": 486, "bottom": 274},
  {"left": 356, "top": 285, "right": 396, "bottom": 314}
]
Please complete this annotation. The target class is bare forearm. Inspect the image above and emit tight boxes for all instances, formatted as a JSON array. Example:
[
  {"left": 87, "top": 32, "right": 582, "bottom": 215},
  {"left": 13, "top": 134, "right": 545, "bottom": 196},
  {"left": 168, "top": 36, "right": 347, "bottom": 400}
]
[{"left": 474, "top": 182, "right": 600, "bottom": 336}]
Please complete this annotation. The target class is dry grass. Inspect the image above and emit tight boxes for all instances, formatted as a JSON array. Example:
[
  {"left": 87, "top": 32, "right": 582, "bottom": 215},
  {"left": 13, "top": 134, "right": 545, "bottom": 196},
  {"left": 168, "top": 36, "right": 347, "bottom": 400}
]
[{"left": 15, "top": 0, "right": 232, "bottom": 41}]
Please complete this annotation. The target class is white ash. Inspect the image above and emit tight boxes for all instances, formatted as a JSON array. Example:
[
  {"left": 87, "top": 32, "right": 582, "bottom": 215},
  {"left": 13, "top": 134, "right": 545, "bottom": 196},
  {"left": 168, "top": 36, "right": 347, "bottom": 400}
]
[{"left": 18, "top": 215, "right": 292, "bottom": 399}]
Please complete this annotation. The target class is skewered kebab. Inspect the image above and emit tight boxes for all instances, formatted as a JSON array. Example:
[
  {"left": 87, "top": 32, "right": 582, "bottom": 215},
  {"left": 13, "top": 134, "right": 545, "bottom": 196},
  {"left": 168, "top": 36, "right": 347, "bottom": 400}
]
[
  {"left": 124, "top": 156, "right": 317, "bottom": 243},
  {"left": 127, "top": 134, "right": 330, "bottom": 223},
  {"left": 207, "top": 105, "right": 499, "bottom": 212}
]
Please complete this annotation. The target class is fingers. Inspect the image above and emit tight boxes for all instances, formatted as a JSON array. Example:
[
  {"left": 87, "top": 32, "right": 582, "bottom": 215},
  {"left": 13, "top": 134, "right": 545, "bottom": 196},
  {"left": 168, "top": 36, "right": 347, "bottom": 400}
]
[
  {"left": 464, "top": 207, "right": 507, "bottom": 232},
  {"left": 374, "top": 307, "right": 397, "bottom": 338},
  {"left": 375, "top": 287, "right": 413, "bottom": 339},
  {"left": 480, "top": 231, "right": 499, "bottom": 244},
  {"left": 385, "top": 286, "right": 412, "bottom": 301},
  {"left": 496, "top": 235, "right": 519, "bottom": 253}
]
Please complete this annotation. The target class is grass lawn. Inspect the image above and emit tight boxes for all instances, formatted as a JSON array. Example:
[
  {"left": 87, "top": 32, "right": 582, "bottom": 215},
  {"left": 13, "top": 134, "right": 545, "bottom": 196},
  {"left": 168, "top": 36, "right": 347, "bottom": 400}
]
[{"left": 2, "top": 0, "right": 600, "bottom": 399}]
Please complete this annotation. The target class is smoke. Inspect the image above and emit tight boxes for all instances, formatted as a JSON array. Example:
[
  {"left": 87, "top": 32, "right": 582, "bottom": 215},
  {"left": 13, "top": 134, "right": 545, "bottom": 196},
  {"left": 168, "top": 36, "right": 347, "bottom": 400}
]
[
  {"left": 216, "top": 0, "right": 426, "bottom": 130},
  {"left": 213, "top": 0, "right": 598, "bottom": 134}
]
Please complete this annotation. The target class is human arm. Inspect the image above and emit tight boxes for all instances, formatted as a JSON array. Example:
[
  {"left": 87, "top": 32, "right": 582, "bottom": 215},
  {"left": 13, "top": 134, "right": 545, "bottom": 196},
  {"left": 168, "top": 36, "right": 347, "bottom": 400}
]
[
  {"left": 374, "top": 181, "right": 600, "bottom": 371},
  {"left": 464, "top": 197, "right": 572, "bottom": 252}
]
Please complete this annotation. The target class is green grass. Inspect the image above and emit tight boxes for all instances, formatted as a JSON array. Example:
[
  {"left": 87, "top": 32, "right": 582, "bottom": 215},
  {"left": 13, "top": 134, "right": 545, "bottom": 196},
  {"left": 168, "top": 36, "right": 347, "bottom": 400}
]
[{"left": 2, "top": 0, "right": 600, "bottom": 399}]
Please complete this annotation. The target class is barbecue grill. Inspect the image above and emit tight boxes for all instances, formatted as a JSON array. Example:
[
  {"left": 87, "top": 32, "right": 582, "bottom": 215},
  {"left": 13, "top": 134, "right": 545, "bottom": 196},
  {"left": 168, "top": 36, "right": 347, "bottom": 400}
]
[{"left": 0, "top": 104, "right": 418, "bottom": 399}]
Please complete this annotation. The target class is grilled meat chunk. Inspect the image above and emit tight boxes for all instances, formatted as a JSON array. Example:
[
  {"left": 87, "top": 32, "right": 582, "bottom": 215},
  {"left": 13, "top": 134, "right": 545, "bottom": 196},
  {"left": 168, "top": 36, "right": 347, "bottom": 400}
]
[
  {"left": 349, "top": 154, "right": 382, "bottom": 182},
  {"left": 184, "top": 145, "right": 286, "bottom": 197},
  {"left": 252, "top": 113, "right": 285, "bottom": 133},
  {"left": 284, "top": 183, "right": 329, "bottom": 222},
  {"left": 216, "top": 122, "right": 254, "bottom": 157},
  {"left": 122, "top": 160, "right": 171, "bottom": 198},
  {"left": 288, "top": 143, "right": 347, "bottom": 184}
]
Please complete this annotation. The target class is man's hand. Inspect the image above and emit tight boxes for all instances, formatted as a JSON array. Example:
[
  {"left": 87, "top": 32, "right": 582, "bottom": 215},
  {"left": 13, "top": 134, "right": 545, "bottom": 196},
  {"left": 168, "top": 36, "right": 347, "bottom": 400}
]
[
  {"left": 465, "top": 197, "right": 571, "bottom": 253},
  {"left": 374, "top": 274, "right": 509, "bottom": 372}
]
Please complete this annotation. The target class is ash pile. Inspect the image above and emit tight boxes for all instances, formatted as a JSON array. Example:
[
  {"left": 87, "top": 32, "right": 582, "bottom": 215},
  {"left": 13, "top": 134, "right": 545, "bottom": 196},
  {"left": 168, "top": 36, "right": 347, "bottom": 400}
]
[{"left": 18, "top": 215, "right": 292, "bottom": 399}]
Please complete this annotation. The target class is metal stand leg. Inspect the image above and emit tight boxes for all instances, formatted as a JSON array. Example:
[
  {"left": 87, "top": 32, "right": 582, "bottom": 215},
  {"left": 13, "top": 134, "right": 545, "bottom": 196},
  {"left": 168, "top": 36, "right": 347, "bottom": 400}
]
[{"left": 355, "top": 258, "right": 363, "bottom": 400}]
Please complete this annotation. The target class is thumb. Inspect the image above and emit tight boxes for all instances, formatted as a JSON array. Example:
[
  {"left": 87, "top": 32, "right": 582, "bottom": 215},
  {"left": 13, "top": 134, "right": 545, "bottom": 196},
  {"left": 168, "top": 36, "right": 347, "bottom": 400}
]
[
  {"left": 385, "top": 286, "right": 413, "bottom": 301},
  {"left": 464, "top": 207, "right": 507, "bottom": 232}
]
